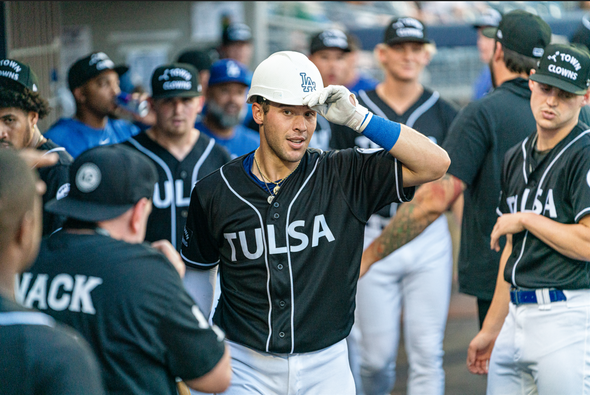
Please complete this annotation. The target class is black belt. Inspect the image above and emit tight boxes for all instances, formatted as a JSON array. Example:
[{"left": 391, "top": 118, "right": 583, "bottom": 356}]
[{"left": 510, "top": 288, "right": 566, "bottom": 306}]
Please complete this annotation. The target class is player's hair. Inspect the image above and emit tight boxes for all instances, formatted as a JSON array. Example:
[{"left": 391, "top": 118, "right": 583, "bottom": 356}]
[
  {"left": 502, "top": 47, "right": 538, "bottom": 75},
  {"left": 0, "top": 149, "right": 37, "bottom": 250},
  {"left": 0, "top": 79, "right": 51, "bottom": 119},
  {"left": 253, "top": 95, "right": 270, "bottom": 114}
]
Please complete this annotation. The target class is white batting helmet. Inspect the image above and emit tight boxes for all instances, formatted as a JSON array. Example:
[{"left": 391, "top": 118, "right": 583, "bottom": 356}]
[{"left": 246, "top": 51, "right": 324, "bottom": 106}]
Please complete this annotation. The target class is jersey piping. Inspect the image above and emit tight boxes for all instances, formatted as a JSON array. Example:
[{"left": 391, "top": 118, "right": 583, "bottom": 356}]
[
  {"left": 359, "top": 90, "right": 388, "bottom": 118},
  {"left": 0, "top": 311, "right": 55, "bottom": 327},
  {"left": 406, "top": 91, "right": 440, "bottom": 128},
  {"left": 521, "top": 137, "right": 529, "bottom": 184},
  {"left": 128, "top": 137, "right": 216, "bottom": 249},
  {"left": 284, "top": 158, "right": 320, "bottom": 353},
  {"left": 219, "top": 166, "right": 273, "bottom": 351}
]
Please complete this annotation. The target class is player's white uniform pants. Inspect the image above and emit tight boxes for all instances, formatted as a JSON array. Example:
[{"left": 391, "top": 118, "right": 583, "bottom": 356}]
[
  {"left": 349, "top": 215, "right": 453, "bottom": 395},
  {"left": 217, "top": 339, "right": 355, "bottom": 395},
  {"left": 488, "top": 289, "right": 590, "bottom": 395}
]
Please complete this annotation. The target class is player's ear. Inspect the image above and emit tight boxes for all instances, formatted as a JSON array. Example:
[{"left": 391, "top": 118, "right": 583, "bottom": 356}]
[
  {"left": 73, "top": 86, "right": 86, "bottom": 104},
  {"left": 582, "top": 89, "right": 590, "bottom": 107},
  {"left": 252, "top": 102, "right": 265, "bottom": 126},
  {"left": 130, "top": 197, "right": 150, "bottom": 236}
]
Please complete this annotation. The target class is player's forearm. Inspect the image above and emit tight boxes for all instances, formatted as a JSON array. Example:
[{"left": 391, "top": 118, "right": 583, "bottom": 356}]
[
  {"left": 521, "top": 213, "right": 590, "bottom": 261},
  {"left": 183, "top": 267, "right": 218, "bottom": 318},
  {"left": 185, "top": 345, "right": 232, "bottom": 392},
  {"left": 360, "top": 175, "right": 464, "bottom": 275},
  {"left": 480, "top": 237, "right": 512, "bottom": 337}
]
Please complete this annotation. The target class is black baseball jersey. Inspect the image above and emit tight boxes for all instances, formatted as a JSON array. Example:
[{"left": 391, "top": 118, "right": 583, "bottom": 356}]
[
  {"left": 181, "top": 148, "right": 414, "bottom": 354},
  {"left": 37, "top": 139, "right": 72, "bottom": 236},
  {"left": 0, "top": 295, "right": 104, "bottom": 395},
  {"left": 330, "top": 88, "right": 457, "bottom": 231},
  {"left": 124, "top": 131, "right": 231, "bottom": 249},
  {"left": 498, "top": 122, "right": 590, "bottom": 289},
  {"left": 442, "top": 78, "right": 537, "bottom": 300},
  {"left": 19, "top": 231, "right": 226, "bottom": 395}
]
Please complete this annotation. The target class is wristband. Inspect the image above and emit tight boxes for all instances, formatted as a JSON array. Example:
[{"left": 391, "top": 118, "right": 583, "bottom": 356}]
[{"left": 361, "top": 115, "right": 401, "bottom": 151}]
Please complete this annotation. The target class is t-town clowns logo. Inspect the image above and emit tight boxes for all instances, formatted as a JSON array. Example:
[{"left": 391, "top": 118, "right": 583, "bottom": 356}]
[
  {"left": 300, "top": 72, "right": 316, "bottom": 93},
  {"left": 89, "top": 52, "right": 114, "bottom": 71},
  {"left": 546, "top": 50, "right": 581, "bottom": 81},
  {"left": 0, "top": 59, "right": 22, "bottom": 84},
  {"left": 160, "top": 67, "right": 193, "bottom": 91}
]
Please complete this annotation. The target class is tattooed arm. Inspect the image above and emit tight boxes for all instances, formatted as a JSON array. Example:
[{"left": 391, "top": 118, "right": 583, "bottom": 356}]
[{"left": 359, "top": 173, "right": 466, "bottom": 277}]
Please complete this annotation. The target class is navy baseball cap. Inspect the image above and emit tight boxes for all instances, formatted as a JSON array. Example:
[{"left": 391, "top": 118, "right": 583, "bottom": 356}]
[
  {"left": 208, "top": 59, "right": 251, "bottom": 87},
  {"left": 482, "top": 10, "right": 551, "bottom": 59},
  {"left": 309, "top": 29, "right": 351, "bottom": 54},
  {"left": 68, "top": 52, "right": 129, "bottom": 91},
  {"left": 383, "top": 17, "right": 431, "bottom": 45},
  {"left": 222, "top": 23, "right": 252, "bottom": 45},
  {"left": 151, "top": 63, "right": 202, "bottom": 99},
  {"left": 530, "top": 44, "right": 590, "bottom": 95},
  {"left": 45, "top": 145, "right": 158, "bottom": 222},
  {"left": 0, "top": 59, "right": 39, "bottom": 92}
]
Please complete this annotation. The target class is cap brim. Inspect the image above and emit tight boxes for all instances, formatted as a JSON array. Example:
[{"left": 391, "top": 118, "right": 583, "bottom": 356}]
[
  {"left": 386, "top": 37, "right": 431, "bottom": 45},
  {"left": 46, "top": 197, "right": 134, "bottom": 222},
  {"left": 151, "top": 90, "right": 202, "bottom": 99},
  {"left": 530, "top": 73, "right": 588, "bottom": 95},
  {"left": 481, "top": 27, "right": 497, "bottom": 39}
]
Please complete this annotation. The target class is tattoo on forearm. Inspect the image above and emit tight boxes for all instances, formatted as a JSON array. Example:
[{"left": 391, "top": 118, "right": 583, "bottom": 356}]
[{"left": 372, "top": 174, "right": 464, "bottom": 261}]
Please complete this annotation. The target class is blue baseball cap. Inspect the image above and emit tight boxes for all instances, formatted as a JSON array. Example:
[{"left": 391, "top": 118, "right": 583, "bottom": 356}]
[{"left": 208, "top": 59, "right": 252, "bottom": 87}]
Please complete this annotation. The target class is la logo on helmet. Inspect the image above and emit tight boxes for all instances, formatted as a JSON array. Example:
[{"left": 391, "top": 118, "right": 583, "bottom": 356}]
[{"left": 300, "top": 72, "right": 316, "bottom": 93}]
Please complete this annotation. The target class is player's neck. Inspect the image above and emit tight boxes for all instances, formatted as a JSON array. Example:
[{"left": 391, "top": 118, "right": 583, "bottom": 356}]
[
  {"left": 253, "top": 146, "right": 299, "bottom": 182},
  {"left": 493, "top": 61, "right": 529, "bottom": 87},
  {"left": 376, "top": 78, "right": 423, "bottom": 114},
  {"left": 536, "top": 115, "right": 579, "bottom": 151},
  {"left": 147, "top": 126, "right": 199, "bottom": 161},
  {"left": 74, "top": 109, "right": 108, "bottom": 129},
  {"left": 202, "top": 115, "right": 235, "bottom": 139}
]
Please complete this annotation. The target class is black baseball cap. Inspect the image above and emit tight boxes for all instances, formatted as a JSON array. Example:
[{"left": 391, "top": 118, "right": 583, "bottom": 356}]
[
  {"left": 530, "top": 44, "right": 590, "bottom": 95},
  {"left": 383, "top": 17, "right": 431, "bottom": 46},
  {"left": 482, "top": 10, "right": 551, "bottom": 59},
  {"left": 68, "top": 52, "right": 129, "bottom": 91},
  {"left": 46, "top": 145, "right": 157, "bottom": 222},
  {"left": 309, "top": 29, "right": 351, "bottom": 54},
  {"left": 0, "top": 59, "right": 39, "bottom": 92},
  {"left": 151, "top": 63, "right": 202, "bottom": 99},
  {"left": 222, "top": 23, "right": 252, "bottom": 45}
]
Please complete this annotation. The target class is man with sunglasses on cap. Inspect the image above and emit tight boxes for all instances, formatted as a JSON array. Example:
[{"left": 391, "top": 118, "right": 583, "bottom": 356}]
[
  {"left": 467, "top": 43, "right": 590, "bottom": 395},
  {"left": 0, "top": 59, "right": 72, "bottom": 236},
  {"left": 329, "top": 17, "right": 458, "bottom": 395},
  {"left": 44, "top": 52, "right": 141, "bottom": 158},
  {"left": 17, "top": 144, "right": 231, "bottom": 395}
]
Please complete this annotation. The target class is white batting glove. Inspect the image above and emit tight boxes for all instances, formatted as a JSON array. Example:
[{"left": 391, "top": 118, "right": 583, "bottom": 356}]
[{"left": 303, "top": 85, "right": 373, "bottom": 133}]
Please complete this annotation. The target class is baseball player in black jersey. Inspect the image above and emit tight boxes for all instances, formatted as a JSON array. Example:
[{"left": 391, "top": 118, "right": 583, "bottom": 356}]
[
  {"left": 360, "top": 10, "right": 553, "bottom": 330},
  {"left": 0, "top": 149, "right": 104, "bottom": 395},
  {"left": 19, "top": 145, "right": 231, "bottom": 395},
  {"left": 180, "top": 50, "right": 449, "bottom": 394},
  {"left": 0, "top": 59, "right": 72, "bottom": 236},
  {"left": 467, "top": 44, "right": 590, "bottom": 394},
  {"left": 124, "top": 62, "right": 231, "bottom": 251},
  {"left": 330, "top": 17, "right": 458, "bottom": 395}
]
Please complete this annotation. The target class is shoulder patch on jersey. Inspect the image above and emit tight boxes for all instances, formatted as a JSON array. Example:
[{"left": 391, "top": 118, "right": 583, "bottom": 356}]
[
  {"left": 56, "top": 183, "right": 70, "bottom": 200},
  {"left": 76, "top": 163, "right": 101, "bottom": 193},
  {"left": 355, "top": 147, "right": 383, "bottom": 154}
]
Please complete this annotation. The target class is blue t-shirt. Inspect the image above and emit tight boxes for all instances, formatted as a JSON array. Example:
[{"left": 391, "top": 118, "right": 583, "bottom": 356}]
[
  {"left": 472, "top": 66, "right": 493, "bottom": 101},
  {"left": 44, "top": 118, "right": 141, "bottom": 158},
  {"left": 347, "top": 74, "right": 379, "bottom": 97},
  {"left": 195, "top": 120, "right": 259, "bottom": 159}
]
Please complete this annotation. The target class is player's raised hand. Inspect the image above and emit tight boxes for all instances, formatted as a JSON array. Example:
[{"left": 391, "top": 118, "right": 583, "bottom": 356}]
[
  {"left": 152, "top": 239, "right": 186, "bottom": 278},
  {"left": 19, "top": 148, "right": 59, "bottom": 169},
  {"left": 466, "top": 330, "right": 496, "bottom": 375},
  {"left": 302, "top": 85, "right": 373, "bottom": 132}
]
